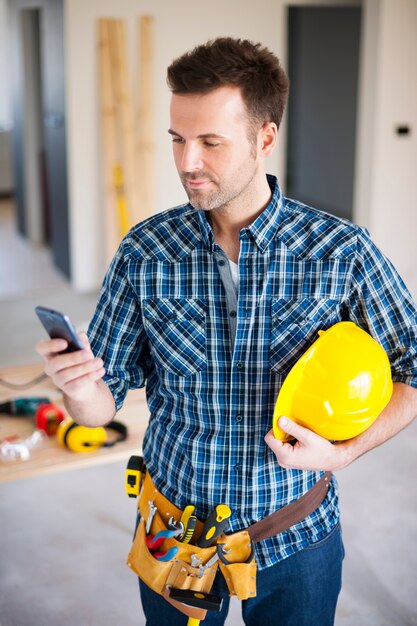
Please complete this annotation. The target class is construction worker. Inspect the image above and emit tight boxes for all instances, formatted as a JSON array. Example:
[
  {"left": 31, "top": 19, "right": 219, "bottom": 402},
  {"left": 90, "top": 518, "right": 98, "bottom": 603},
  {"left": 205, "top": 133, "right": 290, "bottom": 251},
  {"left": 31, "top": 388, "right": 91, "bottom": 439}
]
[{"left": 37, "top": 38, "right": 417, "bottom": 625}]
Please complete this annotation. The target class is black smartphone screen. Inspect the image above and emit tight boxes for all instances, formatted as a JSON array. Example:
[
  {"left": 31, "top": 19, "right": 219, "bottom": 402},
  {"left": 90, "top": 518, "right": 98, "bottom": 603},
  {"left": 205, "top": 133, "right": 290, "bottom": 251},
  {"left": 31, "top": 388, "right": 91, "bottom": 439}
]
[{"left": 35, "top": 306, "right": 84, "bottom": 353}]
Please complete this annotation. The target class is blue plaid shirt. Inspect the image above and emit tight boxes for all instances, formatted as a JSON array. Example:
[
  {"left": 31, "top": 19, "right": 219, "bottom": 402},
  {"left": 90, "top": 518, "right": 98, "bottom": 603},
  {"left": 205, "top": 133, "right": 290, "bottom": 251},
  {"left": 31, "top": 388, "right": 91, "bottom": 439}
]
[{"left": 88, "top": 175, "right": 417, "bottom": 569}]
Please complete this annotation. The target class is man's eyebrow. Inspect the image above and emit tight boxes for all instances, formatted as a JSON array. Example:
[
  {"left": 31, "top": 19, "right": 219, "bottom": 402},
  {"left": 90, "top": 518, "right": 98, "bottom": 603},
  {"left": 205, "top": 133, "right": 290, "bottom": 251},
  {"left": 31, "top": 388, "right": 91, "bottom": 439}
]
[{"left": 168, "top": 129, "right": 227, "bottom": 140}]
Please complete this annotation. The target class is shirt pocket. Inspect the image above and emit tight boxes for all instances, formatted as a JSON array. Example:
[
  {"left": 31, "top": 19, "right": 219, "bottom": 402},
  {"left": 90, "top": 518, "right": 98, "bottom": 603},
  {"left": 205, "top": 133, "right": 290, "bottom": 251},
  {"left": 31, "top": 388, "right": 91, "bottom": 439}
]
[
  {"left": 270, "top": 298, "right": 340, "bottom": 376},
  {"left": 143, "top": 298, "right": 207, "bottom": 377}
]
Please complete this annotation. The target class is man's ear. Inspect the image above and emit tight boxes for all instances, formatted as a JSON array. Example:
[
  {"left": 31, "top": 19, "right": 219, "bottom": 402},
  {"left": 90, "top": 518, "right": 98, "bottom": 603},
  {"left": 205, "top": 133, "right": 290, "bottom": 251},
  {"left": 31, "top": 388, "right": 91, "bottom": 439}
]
[{"left": 259, "top": 122, "right": 278, "bottom": 157}]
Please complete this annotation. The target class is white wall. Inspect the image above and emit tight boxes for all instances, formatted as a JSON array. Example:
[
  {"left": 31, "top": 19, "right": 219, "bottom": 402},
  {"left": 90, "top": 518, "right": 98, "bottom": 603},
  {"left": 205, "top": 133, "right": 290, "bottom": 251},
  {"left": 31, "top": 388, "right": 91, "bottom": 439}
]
[
  {"left": 370, "top": 0, "right": 417, "bottom": 298},
  {"left": 354, "top": 0, "right": 417, "bottom": 298}
]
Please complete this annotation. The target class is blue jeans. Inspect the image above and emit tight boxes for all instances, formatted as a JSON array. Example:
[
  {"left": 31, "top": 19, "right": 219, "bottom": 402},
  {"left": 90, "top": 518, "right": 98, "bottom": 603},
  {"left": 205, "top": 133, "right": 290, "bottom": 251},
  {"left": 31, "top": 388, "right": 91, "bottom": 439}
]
[{"left": 138, "top": 523, "right": 344, "bottom": 625}]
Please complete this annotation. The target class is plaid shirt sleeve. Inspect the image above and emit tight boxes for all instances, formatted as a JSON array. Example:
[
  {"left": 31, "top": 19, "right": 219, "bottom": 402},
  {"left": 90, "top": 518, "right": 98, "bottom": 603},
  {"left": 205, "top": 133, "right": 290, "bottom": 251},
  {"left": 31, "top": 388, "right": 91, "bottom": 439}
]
[
  {"left": 347, "top": 227, "right": 417, "bottom": 387},
  {"left": 87, "top": 242, "right": 151, "bottom": 410}
]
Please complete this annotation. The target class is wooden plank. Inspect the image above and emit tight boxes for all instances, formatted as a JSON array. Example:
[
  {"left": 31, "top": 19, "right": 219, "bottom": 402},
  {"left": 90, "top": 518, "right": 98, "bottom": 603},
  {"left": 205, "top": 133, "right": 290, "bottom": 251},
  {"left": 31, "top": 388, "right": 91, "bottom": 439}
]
[
  {"left": 98, "top": 15, "right": 154, "bottom": 253},
  {"left": 136, "top": 15, "right": 155, "bottom": 221},
  {"left": 97, "top": 18, "right": 122, "bottom": 261},
  {"left": 108, "top": 19, "right": 138, "bottom": 230},
  {"left": 0, "top": 363, "right": 148, "bottom": 483}
]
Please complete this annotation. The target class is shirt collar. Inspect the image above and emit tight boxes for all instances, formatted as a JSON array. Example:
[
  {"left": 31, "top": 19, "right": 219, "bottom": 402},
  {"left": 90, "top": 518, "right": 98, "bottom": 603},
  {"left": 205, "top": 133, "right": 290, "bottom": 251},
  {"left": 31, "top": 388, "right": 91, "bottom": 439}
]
[
  {"left": 195, "top": 175, "right": 284, "bottom": 254},
  {"left": 247, "top": 175, "right": 284, "bottom": 253},
  {"left": 195, "top": 203, "right": 216, "bottom": 253}
]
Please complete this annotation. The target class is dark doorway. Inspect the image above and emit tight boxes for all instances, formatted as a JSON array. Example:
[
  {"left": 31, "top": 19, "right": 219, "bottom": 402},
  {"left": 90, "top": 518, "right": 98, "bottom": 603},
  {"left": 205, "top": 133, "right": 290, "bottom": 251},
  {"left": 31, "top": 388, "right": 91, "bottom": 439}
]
[
  {"left": 8, "top": 0, "right": 70, "bottom": 277},
  {"left": 20, "top": 8, "right": 49, "bottom": 245},
  {"left": 286, "top": 5, "right": 362, "bottom": 220}
]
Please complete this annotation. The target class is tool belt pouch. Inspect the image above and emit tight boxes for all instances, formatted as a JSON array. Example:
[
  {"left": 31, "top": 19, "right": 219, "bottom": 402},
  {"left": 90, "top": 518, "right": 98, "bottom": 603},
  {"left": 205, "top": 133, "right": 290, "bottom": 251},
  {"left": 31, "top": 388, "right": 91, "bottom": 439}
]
[
  {"left": 127, "top": 471, "right": 331, "bottom": 610},
  {"left": 127, "top": 476, "right": 221, "bottom": 620},
  {"left": 127, "top": 517, "right": 218, "bottom": 620},
  {"left": 127, "top": 518, "right": 173, "bottom": 594},
  {"left": 217, "top": 529, "right": 257, "bottom": 600}
]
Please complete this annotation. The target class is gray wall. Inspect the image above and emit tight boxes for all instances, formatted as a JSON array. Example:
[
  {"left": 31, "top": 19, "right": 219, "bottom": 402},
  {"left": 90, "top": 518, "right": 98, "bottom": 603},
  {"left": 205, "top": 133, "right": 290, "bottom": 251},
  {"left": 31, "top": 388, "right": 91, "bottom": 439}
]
[{"left": 286, "top": 6, "right": 361, "bottom": 220}]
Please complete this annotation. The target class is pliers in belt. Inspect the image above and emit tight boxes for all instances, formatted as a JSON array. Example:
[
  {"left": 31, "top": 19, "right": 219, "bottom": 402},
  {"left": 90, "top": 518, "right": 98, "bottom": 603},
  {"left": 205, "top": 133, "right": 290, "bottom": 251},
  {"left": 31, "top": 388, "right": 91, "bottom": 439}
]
[
  {"left": 146, "top": 528, "right": 181, "bottom": 561},
  {"left": 146, "top": 527, "right": 182, "bottom": 549}
]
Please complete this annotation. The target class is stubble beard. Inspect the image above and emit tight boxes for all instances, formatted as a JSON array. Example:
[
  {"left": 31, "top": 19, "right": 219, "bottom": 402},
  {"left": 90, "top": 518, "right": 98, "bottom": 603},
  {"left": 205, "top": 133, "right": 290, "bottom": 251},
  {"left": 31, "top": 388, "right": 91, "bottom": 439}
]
[
  {"left": 182, "top": 175, "right": 228, "bottom": 212},
  {"left": 181, "top": 155, "right": 259, "bottom": 214},
  {"left": 181, "top": 172, "right": 220, "bottom": 211}
]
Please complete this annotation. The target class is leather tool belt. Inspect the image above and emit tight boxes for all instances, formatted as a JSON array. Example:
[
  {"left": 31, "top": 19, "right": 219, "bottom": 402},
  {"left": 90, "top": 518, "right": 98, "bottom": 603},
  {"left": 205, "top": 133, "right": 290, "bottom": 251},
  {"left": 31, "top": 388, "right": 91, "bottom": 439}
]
[{"left": 127, "top": 471, "right": 332, "bottom": 621}]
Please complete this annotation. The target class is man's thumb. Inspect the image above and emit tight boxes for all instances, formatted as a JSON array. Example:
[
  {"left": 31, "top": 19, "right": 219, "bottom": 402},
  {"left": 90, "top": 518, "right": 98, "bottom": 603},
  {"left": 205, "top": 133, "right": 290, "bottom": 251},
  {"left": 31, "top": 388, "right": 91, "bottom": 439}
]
[{"left": 278, "top": 416, "right": 307, "bottom": 441}]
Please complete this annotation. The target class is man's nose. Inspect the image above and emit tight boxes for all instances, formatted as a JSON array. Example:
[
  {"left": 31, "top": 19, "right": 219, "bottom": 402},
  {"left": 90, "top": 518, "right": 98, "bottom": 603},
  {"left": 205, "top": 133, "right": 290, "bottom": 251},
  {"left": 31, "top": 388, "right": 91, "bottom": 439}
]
[{"left": 181, "top": 143, "right": 204, "bottom": 172}]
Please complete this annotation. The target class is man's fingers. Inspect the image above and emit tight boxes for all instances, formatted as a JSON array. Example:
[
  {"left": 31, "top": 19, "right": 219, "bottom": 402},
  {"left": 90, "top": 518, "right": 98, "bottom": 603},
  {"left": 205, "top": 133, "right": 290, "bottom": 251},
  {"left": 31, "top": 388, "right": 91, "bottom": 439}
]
[
  {"left": 265, "top": 418, "right": 312, "bottom": 449},
  {"left": 264, "top": 429, "right": 283, "bottom": 452},
  {"left": 53, "top": 357, "right": 104, "bottom": 387},
  {"left": 78, "top": 331, "right": 91, "bottom": 350},
  {"left": 35, "top": 331, "right": 105, "bottom": 403},
  {"left": 43, "top": 348, "right": 89, "bottom": 374},
  {"left": 266, "top": 416, "right": 340, "bottom": 471},
  {"left": 36, "top": 338, "right": 69, "bottom": 357},
  {"left": 36, "top": 333, "right": 91, "bottom": 358},
  {"left": 57, "top": 365, "right": 106, "bottom": 396},
  {"left": 277, "top": 416, "right": 313, "bottom": 443}
]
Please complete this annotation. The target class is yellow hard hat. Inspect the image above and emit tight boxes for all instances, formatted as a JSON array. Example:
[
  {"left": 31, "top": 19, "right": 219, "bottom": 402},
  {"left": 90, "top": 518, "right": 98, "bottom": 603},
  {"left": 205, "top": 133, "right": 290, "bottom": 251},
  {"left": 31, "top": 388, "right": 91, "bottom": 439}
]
[{"left": 273, "top": 321, "right": 393, "bottom": 441}]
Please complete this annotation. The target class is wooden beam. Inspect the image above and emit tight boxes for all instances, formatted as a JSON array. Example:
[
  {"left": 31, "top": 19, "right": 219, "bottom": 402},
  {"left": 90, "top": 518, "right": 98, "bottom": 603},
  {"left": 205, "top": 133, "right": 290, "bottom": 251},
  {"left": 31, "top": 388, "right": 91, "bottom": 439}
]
[
  {"left": 109, "top": 19, "right": 139, "bottom": 230},
  {"left": 97, "top": 18, "right": 120, "bottom": 261},
  {"left": 136, "top": 15, "right": 155, "bottom": 221},
  {"left": 98, "top": 18, "right": 139, "bottom": 260}
]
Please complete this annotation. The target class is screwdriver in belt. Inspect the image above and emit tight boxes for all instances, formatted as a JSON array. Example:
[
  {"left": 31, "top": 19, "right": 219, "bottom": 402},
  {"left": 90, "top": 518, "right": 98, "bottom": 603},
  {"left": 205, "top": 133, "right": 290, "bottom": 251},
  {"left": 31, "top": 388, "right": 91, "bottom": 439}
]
[
  {"left": 180, "top": 505, "right": 197, "bottom": 544},
  {"left": 197, "top": 504, "right": 232, "bottom": 548}
]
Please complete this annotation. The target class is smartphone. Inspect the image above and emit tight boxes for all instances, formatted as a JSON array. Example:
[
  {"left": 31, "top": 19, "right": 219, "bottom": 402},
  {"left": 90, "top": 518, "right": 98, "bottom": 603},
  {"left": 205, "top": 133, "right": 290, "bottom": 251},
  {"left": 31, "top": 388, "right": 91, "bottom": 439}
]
[{"left": 35, "top": 306, "right": 84, "bottom": 353}]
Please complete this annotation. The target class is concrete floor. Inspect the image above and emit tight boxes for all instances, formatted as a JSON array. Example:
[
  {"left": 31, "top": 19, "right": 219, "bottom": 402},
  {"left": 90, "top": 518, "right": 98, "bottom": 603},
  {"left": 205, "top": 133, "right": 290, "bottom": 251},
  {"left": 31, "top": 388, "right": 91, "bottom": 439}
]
[{"left": 1, "top": 199, "right": 417, "bottom": 625}]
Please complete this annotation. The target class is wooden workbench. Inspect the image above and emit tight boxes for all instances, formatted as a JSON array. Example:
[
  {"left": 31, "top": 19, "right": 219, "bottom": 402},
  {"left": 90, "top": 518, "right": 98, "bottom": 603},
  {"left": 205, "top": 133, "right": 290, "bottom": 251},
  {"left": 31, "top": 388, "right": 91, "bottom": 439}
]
[{"left": 0, "top": 363, "right": 149, "bottom": 483}]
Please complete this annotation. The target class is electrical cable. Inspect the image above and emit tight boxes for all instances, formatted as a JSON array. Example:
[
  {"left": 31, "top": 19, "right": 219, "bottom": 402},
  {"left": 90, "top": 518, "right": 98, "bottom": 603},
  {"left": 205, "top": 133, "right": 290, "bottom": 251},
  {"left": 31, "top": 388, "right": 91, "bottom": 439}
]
[{"left": 0, "top": 372, "right": 48, "bottom": 390}]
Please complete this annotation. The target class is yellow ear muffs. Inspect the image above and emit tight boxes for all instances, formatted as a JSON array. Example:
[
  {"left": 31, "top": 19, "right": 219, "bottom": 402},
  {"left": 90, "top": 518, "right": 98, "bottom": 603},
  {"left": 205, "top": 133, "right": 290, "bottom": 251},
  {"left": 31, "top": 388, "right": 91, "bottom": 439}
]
[{"left": 57, "top": 418, "right": 128, "bottom": 453}]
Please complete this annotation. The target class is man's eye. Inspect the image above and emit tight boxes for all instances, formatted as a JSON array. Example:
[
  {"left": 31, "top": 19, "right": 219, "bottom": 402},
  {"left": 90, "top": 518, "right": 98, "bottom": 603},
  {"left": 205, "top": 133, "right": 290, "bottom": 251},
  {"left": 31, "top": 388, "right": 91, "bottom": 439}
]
[
  {"left": 172, "top": 137, "right": 184, "bottom": 144},
  {"left": 204, "top": 141, "right": 219, "bottom": 148}
]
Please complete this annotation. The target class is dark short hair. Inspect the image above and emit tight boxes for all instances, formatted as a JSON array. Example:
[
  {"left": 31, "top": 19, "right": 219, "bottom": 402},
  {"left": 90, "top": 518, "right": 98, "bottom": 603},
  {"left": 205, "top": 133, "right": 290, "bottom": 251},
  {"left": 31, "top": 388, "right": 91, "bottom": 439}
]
[{"left": 167, "top": 37, "right": 289, "bottom": 129}]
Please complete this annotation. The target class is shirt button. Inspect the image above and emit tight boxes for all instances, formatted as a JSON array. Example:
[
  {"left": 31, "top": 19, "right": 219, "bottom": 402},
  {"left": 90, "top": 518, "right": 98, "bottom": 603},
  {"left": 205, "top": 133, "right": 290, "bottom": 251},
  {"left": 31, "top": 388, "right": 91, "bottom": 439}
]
[
  {"left": 236, "top": 414, "right": 243, "bottom": 423},
  {"left": 236, "top": 362, "right": 243, "bottom": 369},
  {"left": 218, "top": 259, "right": 226, "bottom": 267},
  {"left": 229, "top": 310, "right": 237, "bottom": 318},
  {"left": 234, "top": 464, "right": 241, "bottom": 472}
]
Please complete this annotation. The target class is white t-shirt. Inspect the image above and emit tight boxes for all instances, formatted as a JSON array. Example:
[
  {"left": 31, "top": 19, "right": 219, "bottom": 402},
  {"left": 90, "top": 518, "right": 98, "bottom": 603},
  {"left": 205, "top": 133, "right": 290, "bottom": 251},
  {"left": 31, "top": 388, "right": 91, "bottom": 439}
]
[{"left": 229, "top": 260, "right": 239, "bottom": 290}]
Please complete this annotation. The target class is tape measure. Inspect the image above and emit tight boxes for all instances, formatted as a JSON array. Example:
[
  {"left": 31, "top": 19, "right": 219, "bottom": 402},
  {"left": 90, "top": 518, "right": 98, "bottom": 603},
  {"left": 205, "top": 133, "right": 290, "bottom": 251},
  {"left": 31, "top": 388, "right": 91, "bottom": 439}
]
[{"left": 125, "top": 455, "right": 144, "bottom": 497}]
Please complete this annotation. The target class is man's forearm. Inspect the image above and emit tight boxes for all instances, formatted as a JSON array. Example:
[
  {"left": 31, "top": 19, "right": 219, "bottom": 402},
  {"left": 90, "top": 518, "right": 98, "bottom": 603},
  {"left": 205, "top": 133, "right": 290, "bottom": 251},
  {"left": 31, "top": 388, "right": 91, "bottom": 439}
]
[
  {"left": 338, "top": 382, "right": 417, "bottom": 467},
  {"left": 63, "top": 378, "right": 116, "bottom": 427},
  {"left": 265, "top": 382, "right": 417, "bottom": 472}
]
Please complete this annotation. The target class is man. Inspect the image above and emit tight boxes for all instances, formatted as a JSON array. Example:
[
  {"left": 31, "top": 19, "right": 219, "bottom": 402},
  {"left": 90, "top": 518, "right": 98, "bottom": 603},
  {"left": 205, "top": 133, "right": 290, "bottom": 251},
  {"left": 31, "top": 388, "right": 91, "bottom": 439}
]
[{"left": 37, "top": 38, "right": 417, "bottom": 625}]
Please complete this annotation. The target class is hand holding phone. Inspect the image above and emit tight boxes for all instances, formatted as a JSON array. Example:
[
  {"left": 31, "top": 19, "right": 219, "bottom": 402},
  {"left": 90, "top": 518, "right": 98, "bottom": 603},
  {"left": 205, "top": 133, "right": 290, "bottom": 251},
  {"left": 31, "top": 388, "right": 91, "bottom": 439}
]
[
  {"left": 35, "top": 307, "right": 111, "bottom": 423},
  {"left": 35, "top": 306, "right": 84, "bottom": 353}
]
